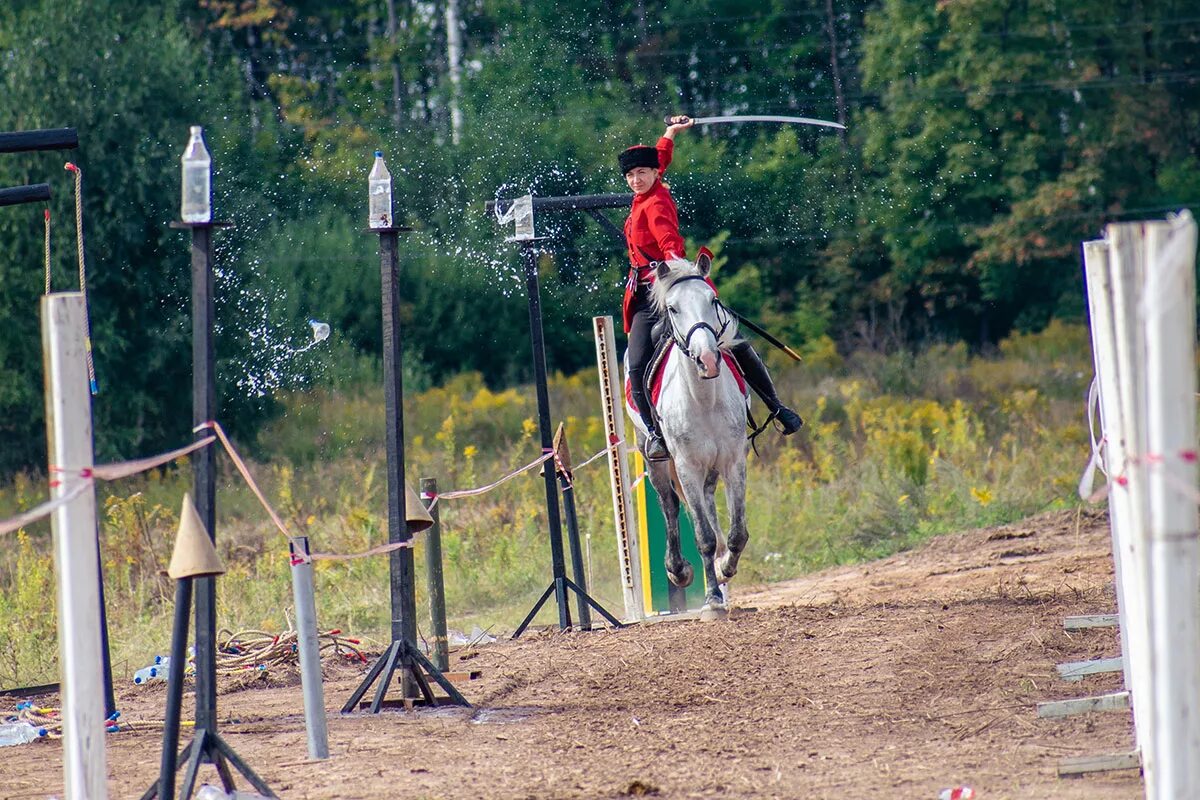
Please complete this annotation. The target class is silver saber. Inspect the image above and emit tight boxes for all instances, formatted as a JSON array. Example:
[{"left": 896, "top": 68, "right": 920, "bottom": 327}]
[{"left": 664, "top": 114, "right": 845, "bottom": 131}]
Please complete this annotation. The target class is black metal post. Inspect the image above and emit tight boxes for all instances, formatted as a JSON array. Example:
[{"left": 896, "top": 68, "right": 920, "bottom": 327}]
[
  {"left": 341, "top": 228, "right": 469, "bottom": 712},
  {"left": 0, "top": 127, "right": 78, "bottom": 154},
  {"left": 0, "top": 183, "right": 51, "bottom": 207},
  {"left": 558, "top": 471, "right": 592, "bottom": 630},
  {"left": 158, "top": 577, "right": 193, "bottom": 800},
  {"left": 94, "top": 532, "right": 116, "bottom": 718},
  {"left": 517, "top": 240, "right": 570, "bottom": 633},
  {"left": 141, "top": 221, "right": 271, "bottom": 800},
  {"left": 510, "top": 240, "right": 624, "bottom": 638},
  {"left": 421, "top": 477, "right": 450, "bottom": 671},
  {"left": 190, "top": 223, "right": 218, "bottom": 735}
]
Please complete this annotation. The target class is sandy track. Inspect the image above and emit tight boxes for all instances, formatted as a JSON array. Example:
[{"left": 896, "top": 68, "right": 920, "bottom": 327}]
[{"left": 0, "top": 508, "right": 1141, "bottom": 799}]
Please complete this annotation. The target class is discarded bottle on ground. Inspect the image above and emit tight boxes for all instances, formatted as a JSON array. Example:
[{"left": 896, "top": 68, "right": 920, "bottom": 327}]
[
  {"left": 133, "top": 664, "right": 162, "bottom": 684},
  {"left": 368, "top": 150, "right": 392, "bottom": 229},
  {"left": 0, "top": 721, "right": 47, "bottom": 747},
  {"left": 181, "top": 126, "right": 212, "bottom": 224}
]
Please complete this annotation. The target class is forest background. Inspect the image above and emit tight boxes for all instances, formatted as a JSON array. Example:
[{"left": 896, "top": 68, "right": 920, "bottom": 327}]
[
  {"left": 1, "top": 0, "right": 1197, "bottom": 472},
  {"left": 0, "top": 0, "right": 1198, "bottom": 683}
]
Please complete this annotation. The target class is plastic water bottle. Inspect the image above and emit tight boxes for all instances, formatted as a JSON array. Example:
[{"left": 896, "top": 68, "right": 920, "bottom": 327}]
[
  {"left": 368, "top": 150, "right": 392, "bottom": 229},
  {"left": 181, "top": 125, "right": 212, "bottom": 223},
  {"left": 0, "top": 721, "right": 46, "bottom": 747},
  {"left": 133, "top": 665, "right": 160, "bottom": 684}
]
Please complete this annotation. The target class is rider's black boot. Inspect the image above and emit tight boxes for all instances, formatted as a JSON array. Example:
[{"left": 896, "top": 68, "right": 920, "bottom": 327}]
[
  {"left": 730, "top": 340, "right": 804, "bottom": 434},
  {"left": 643, "top": 428, "right": 670, "bottom": 461}
]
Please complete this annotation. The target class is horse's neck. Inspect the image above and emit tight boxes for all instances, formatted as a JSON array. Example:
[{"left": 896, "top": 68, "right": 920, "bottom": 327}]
[{"left": 663, "top": 347, "right": 723, "bottom": 409}]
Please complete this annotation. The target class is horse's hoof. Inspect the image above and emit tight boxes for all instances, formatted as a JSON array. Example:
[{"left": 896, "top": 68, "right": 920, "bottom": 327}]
[
  {"left": 715, "top": 553, "right": 737, "bottom": 585},
  {"left": 699, "top": 603, "right": 728, "bottom": 622},
  {"left": 667, "top": 561, "right": 694, "bottom": 588}
]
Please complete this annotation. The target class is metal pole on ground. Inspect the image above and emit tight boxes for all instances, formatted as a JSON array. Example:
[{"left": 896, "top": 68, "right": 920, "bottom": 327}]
[
  {"left": 41, "top": 292, "right": 108, "bottom": 800},
  {"left": 516, "top": 238, "right": 572, "bottom": 634},
  {"left": 421, "top": 477, "right": 450, "bottom": 672},
  {"left": 494, "top": 208, "right": 623, "bottom": 638},
  {"left": 554, "top": 424, "right": 592, "bottom": 630},
  {"left": 141, "top": 141, "right": 270, "bottom": 798},
  {"left": 341, "top": 214, "right": 468, "bottom": 712},
  {"left": 1143, "top": 213, "right": 1200, "bottom": 798},
  {"left": 289, "top": 536, "right": 329, "bottom": 760}
]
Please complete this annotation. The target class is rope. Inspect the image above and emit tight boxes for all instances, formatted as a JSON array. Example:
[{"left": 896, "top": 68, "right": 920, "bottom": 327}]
[
  {"left": 63, "top": 163, "right": 97, "bottom": 395},
  {"left": 43, "top": 209, "right": 51, "bottom": 294}
]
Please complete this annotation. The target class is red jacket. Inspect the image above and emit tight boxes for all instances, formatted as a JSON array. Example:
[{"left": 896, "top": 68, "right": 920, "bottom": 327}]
[{"left": 622, "top": 137, "right": 687, "bottom": 332}]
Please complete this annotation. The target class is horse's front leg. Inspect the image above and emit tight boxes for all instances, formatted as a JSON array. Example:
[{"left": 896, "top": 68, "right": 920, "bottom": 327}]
[
  {"left": 676, "top": 466, "right": 726, "bottom": 609},
  {"left": 647, "top": 460, "right": 692, "bottom": 588},
  {"left": 715, "top": 457, "right": 748, "bottom": 585}
]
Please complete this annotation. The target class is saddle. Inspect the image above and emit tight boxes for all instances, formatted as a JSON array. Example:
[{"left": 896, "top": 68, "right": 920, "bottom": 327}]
[{"left": 624, "top": 327, "right": 747, "bottom": 418}]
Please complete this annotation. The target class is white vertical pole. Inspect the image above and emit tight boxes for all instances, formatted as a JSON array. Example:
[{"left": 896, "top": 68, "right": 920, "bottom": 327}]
[
  {"left": 289, "top": 536, "right": 329, "bottom": 760},
  {"left": 1106, "top": 221, "right": 1158, "bottom": 790},
  {"left": 41, "top": 292, "right": 108, "bottom": 800},
  {"left": 1082, "top": 240, "right": 1136, "bottom": 696},
  {"left": 593, "top": 316, "right": 644, "bottom": 622},
  {"left": 1143, "top": 213, "right": 1200, "bottom": 799}
]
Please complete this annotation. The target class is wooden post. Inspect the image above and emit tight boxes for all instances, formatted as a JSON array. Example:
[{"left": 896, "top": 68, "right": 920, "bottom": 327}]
[
  {"left": 593, "top": 316, "right": 645, "bottom": 622},
  {"left": 41, "top": 292, "right": 108, "bottom": 800},
  {"left": 1143, "top": 213, "right": 1200, "bottom": 798},
  {"left": 1106, "top": 221, "right": 1158, "bottom": 781},
  {"left": 421, "top": 477, "right": 450, "bottom": 672}
]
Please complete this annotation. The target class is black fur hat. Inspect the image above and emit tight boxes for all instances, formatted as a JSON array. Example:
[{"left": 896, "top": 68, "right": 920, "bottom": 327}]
[{"left": 618, "top": 145, "right": 658, "bottom": 174}]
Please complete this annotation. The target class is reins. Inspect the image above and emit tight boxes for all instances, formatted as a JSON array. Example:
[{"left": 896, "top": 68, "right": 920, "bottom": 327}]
[{"left": 662, "top": 274, "right": 733, "bottom": 375}]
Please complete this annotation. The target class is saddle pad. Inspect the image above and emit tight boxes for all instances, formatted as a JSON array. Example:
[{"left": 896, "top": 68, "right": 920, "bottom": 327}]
[{"left": 625, "top": 342, "right": 747, "bottom": 416}]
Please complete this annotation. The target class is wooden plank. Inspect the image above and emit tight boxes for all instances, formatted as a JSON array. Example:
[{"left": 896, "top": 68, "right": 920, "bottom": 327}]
[
  {"left": 1057, "top": 657, "right": 1123, "bottom": 681},
  {"left": 1063, "top": 614, "right": 1119, "bottom": 631},
  {"left": 1057, "top": 751, "right": 1141, "bottom": 776},
  {"left": 1037, "top": 691, "right": 1130, "bottom": 718}
]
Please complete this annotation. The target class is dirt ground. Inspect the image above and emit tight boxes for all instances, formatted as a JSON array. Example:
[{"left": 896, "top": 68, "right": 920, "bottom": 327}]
[{"left": 1, "top": 507, "right": 1142, "bottom": 800}]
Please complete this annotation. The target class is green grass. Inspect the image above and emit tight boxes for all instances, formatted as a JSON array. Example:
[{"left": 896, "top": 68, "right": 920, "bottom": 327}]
[{"left": 0, "top": 321, "right": 1094, "bottom": 688}]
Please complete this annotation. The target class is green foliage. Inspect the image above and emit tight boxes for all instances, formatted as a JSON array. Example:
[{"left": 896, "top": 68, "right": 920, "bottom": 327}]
[
  {"left": 1, "top": 0, "right": 1198, "bottom": 479},
  {"left": 0, "top": 326, "right": 1095, "bottom": 687}
]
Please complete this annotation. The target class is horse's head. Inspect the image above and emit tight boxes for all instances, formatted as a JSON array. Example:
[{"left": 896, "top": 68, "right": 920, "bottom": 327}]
[{"left": 651, "top": 252, "right": 737, "bottom": 379}]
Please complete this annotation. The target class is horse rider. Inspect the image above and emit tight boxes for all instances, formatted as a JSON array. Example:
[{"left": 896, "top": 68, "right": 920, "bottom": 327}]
[{"left": 619, "top": 115, "right": 804, "bottom": 461}]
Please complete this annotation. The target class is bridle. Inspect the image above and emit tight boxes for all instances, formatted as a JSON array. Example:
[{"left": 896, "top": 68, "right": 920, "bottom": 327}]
[{"left": 662, "top": 275, "right": 734, "bottom": 378}]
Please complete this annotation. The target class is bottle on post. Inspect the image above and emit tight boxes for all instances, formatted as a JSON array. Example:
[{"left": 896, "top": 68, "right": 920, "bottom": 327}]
[
  {"left": 181, "top": 125, "right": 211, "bottom": 224},
  {"left": 368, "top": 150, "right": 392, "bottom": 229}
]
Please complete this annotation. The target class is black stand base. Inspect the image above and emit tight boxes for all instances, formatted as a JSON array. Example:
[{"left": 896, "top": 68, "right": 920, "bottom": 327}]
[
  {"left": 341, "top": 638, "right": 470, "bottom": 713},
  {"left": 139, "top": 727, "right": 273, "bottom": 800},
  {"left": 512, "top": 576, "right": 624, "bottom": 639}
]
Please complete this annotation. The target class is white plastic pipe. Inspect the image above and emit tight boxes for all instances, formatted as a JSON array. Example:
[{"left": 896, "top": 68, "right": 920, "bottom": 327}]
[
  {"left": 289, "top": 536, "right": 329, "bottom": 760},
  {"left": 1143, "top": 214, "right": 1200, "bottom": 799},
  {"left": 1082, "top": 240, "right": 1137, "bottom": 698},
  {"left": 1106, "top": 222, "right": 1158, "bottom": 790},
  {"left": 41, "top": 293, "right": 108, "bottom": 799}
]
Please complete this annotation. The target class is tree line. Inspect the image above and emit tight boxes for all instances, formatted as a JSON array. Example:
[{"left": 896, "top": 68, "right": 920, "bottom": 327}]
[{"left": 0, "top": 0, "right": 1196, "bottom": 474}]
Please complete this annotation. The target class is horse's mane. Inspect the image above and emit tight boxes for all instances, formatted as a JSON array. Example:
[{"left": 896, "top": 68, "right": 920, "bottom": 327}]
[{"left": 649, "top": 258, "right": 706, "bottom": 315}]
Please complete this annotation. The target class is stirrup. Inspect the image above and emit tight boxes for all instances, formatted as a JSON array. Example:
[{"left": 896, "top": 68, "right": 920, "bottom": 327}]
[
  {"left": 775, "top": 406, "right": 804, "bottom": 435},
  {"left": 644, "top": 432, "right": 671, "bottom": 462}
]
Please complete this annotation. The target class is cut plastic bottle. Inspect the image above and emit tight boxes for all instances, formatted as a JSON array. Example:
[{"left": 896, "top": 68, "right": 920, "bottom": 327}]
[
  {"left": 181, "top": 125, "right": 212, "bottom": 223},
  {"left": 368, "top": 150, "right": 392, "bottom": 229}
]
